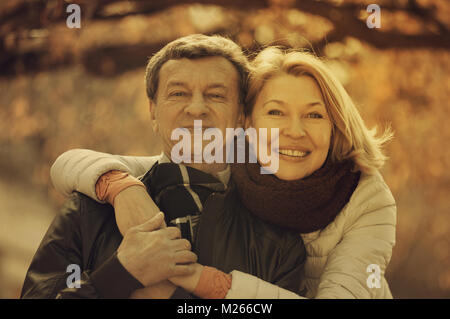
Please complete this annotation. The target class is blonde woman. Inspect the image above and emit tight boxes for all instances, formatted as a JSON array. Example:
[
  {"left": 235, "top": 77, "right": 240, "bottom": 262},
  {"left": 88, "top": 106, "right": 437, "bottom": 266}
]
[{"left": 50, "top": 47, "right": 396, "bottom": 299}]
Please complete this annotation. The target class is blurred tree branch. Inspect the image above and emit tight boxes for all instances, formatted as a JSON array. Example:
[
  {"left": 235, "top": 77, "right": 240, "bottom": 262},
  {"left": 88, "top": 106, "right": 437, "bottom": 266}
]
[{"left": 1, "top": 0, "right": 449, "bottom": 76}]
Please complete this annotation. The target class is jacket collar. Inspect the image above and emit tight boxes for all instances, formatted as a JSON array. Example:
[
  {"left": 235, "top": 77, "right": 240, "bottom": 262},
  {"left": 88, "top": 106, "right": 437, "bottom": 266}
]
[{"left": 159, "top": 152, "right": 231, "bottom": 187}]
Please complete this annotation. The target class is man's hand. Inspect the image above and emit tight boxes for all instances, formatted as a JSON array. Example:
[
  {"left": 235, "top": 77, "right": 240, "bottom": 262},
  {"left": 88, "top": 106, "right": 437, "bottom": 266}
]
[
  {"left": 117, "top": 212, "right": 198, "bottom": 286},
  {"left": 114, "top": 185, "right": 162, "bottom": 235}
]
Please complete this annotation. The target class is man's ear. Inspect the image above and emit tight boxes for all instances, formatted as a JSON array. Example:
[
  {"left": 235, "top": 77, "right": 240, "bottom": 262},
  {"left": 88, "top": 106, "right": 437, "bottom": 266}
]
[
  {"left": 244, "top": 113, "right": 252, "bottom": 130},
  {"left": 149, "top": 99, "right": 158, "bottom": 133},
  {"left": 236, "top": 106, "right": 245, "bottom": 128}
]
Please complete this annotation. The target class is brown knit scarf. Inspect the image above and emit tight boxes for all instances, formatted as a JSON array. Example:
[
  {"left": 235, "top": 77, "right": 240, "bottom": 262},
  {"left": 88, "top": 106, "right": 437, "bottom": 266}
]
[{"left": 231, "top": 155, "right": 361, "bottom": 234}]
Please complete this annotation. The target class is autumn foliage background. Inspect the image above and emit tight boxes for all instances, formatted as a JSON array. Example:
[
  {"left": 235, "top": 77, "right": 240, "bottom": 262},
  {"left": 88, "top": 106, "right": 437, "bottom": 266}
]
[{"left": 0, "top": 0, "right": 449, "bottom": 298}]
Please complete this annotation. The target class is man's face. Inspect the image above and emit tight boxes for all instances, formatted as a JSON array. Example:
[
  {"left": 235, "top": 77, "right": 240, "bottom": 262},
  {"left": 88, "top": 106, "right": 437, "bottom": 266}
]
[{"left": 150, "top": 56, "right": 243, "bottom": 172}]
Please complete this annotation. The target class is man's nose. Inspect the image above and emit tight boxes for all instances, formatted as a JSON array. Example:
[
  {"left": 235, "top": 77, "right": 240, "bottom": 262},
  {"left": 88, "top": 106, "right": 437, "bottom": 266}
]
[
  {"left": 184, "top": 93, "right": 208, "bottom": 117},
  {"left": 282, "top": 117, "right": 306, "bottom": 139}
]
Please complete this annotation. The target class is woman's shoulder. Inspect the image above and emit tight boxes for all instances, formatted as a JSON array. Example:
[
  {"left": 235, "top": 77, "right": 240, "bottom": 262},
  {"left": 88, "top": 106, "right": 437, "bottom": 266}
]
[
  {"left": 349, "top": 170, "right": 396, "bottom": 209},
  {"left": 302, "top": 171, "right": 397, "bottom": 251},
  {"left": 336, "top": 170, "right": 396, "bottom": 231}
]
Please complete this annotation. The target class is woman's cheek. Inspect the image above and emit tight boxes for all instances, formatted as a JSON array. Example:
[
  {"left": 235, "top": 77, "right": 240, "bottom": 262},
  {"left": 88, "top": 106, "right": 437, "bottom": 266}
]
[{"left": 315, "top": 123, "right": 332, "bottom": 148}]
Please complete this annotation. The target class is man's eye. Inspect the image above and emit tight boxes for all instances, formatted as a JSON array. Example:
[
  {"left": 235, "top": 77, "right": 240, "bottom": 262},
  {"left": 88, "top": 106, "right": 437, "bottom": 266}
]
[
  {"left": 307, "top": 112, "right": 323, "bottom": 119},
  {"left": 208, "top": 93, "right": 225, "bottom": 99},
  {"left": 170, "top": 92, "right": 187, "bottom": 97},
  {"left": 268, "top": 110, "right": 282, "bottom": 116}
]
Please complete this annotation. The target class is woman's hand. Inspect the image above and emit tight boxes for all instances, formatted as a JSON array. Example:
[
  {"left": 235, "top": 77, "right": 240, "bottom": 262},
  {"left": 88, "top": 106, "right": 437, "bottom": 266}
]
[
  {"left": 113, "top": 185, "right": 164, "bottom": 235},
  {"left": 169, "top": 263, "right": 204, "bottom": 293},
  {"left": 130, "top": 263, "right": 204, "bottom": 298},
  {"left": 129, "top": 280, "right": 177, "bottom": 299}
]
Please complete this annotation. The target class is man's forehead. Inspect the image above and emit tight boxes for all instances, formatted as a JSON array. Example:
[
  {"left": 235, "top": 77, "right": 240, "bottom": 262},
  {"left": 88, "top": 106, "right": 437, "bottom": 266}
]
[{"left": 159, "top": 57, "right": 239, "bottom": 85}]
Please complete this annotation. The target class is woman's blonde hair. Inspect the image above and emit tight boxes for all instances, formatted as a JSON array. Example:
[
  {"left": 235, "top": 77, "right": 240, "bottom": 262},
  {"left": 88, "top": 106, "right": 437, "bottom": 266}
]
[{"left": 246, "top": 47, "right": 393, "bottom": 175}]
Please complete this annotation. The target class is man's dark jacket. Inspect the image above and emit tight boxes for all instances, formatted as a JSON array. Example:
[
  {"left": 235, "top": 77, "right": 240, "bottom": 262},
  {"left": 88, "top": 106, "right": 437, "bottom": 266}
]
[{"left": 21, "top": 164, "right": 306, "bottom": 299}]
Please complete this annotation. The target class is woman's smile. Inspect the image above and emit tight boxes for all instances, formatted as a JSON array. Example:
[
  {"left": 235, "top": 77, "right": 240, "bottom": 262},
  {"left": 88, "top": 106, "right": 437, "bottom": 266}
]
[{"left": 278, "top": 147, "right": 311, "bottom": 162}]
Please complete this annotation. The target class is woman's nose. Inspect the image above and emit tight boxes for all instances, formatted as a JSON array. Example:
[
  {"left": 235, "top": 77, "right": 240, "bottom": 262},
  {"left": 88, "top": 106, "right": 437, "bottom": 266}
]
[
  {"left": 184, "top": 93, "right": 208, "bottom": 117},
  {"left": 282, "top": 117, "right": 306, "bottom": 139}
]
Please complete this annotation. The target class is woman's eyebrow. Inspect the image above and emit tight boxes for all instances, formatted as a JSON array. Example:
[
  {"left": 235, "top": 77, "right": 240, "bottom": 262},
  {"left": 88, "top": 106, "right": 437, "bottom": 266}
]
[
  {"left": 263, "top": 99, "right": 285, "bottom": 107},
  {"left": 306, "top": 101, "right": 325, "bottom": 108},
  {"left": 262, "top": 100, "right": 324, "bottom": 107}
]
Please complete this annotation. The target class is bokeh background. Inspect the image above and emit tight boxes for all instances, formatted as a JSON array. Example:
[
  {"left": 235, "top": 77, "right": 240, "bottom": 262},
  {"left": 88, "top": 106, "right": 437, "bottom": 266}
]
[{"left": 0, "top": 0, "right": 449, "bottom": 299}]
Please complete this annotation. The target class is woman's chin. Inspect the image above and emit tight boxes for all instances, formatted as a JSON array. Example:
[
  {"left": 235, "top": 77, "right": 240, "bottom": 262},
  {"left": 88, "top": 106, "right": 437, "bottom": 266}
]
[{"left": 273, "top": 169, "right": 309, "bottom": 181}]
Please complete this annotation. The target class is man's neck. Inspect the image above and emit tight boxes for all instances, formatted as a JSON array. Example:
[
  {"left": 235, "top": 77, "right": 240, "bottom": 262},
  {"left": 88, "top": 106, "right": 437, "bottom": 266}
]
[
  {"left": 185, "top": 162, "right": 229, "bottom": 174},
  {"left": 161, "top": 152, "right": 230, "bottom": 185},
  {"left": 161, "top": 152, "right": 228, "bottom": 173}
]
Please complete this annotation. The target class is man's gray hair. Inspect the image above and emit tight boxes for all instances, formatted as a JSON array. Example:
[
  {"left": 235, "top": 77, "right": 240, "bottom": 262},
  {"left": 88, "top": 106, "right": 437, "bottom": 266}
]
[{"left": 145, "top": 34, "right": 250, "bottom": 104}]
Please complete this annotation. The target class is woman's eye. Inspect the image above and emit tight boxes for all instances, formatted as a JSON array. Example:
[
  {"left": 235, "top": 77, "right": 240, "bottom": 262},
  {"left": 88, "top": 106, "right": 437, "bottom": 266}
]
[
  {"left": 268, "top": 110, "right": 282, "bottom": 116},
  {"left": 307, "top": 112, "right": 323, "bottom": 119}
]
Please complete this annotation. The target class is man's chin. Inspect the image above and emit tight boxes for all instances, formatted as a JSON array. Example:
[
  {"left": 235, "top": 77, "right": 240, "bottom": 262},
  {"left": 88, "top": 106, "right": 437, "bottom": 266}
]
[{"left": 184, "top": 161, "right": 228, "bottom": 174}]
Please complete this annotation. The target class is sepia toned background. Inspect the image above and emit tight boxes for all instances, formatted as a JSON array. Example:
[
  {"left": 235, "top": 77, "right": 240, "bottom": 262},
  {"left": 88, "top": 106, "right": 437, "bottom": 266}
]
[{"left": 0, "top": 0, "right": 449, "bottom": 299}]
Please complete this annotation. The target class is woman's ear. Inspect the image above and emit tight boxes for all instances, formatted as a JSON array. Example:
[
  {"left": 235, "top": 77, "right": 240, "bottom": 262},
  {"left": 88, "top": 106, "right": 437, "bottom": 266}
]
[{"left": 149, "top": 100, "right": 158, "bottom": 133}]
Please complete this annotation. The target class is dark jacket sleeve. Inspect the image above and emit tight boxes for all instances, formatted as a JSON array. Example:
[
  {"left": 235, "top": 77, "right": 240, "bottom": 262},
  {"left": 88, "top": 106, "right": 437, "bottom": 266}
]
[
  {"left": 271, "top": 234, "right": 307, "bottom": 296},
  {"left": 20, "top": 194, "right": 143, "bottom": 299}
]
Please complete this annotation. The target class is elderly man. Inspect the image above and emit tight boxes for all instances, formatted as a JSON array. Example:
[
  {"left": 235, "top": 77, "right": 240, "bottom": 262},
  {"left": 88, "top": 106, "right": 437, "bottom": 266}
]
[{"left": 21, "top": 34, "right": 305, "bottom": 299}]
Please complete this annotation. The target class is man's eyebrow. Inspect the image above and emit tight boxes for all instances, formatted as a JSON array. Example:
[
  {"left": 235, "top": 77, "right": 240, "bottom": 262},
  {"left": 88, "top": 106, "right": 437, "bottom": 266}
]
[
  {"left": 166, "top": 81, "right": 189, "bottom": 89},
  {"left": 165, "top": 82, "right": 229, "bottom": 91},
  {"left": 205, "top": 83, "right": 228, "bottom": 90}
]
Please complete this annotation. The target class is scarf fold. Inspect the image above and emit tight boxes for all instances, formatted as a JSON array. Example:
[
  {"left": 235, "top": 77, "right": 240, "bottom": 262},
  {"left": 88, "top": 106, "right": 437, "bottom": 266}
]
[
  {"left": 140, "top": 162, "right": 226, "bottom": 244},
  {"left": 231, "top": 156, "right": 361, "bottom": 233}
]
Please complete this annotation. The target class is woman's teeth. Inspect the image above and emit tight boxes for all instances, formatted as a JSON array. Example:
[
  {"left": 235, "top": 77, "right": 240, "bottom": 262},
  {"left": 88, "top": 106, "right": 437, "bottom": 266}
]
[{"left": 279, "top": 149, "right": 310, "bottom": 157}]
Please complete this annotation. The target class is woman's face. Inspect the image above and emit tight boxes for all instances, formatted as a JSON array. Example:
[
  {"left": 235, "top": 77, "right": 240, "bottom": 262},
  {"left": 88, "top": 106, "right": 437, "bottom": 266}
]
[{"left": 246, "top": 74, "right": 332, "bottom": 180}]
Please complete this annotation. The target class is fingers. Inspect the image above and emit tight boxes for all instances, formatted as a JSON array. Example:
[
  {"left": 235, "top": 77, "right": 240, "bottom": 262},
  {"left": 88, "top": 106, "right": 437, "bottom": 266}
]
[
  {"left": 171, "top": 263, "right": 197, "bottom": 277},
  {"left": 160, "top": 226, "right": 182, "bottom": 240},
  {"left": 134, "top": 212, "right": 165, "bottom": 232},
  {"left": 174, "top": 250, "right": 198, "bottom": 264},
  {"left": 173, "top": 238, "right": 192, "bottom": 252}
]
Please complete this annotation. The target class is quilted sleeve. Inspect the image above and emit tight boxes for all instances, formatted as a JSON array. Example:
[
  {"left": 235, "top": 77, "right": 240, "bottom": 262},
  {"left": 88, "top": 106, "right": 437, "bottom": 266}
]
[
  {"left": 225, "top": 270, "right": 305, "bottom": 299},
  {"left": 50, "top": 148, "right": 158, "bottom": 202},
  {"left": 316, "top": 177, "right": 397, "bottom": 299}
]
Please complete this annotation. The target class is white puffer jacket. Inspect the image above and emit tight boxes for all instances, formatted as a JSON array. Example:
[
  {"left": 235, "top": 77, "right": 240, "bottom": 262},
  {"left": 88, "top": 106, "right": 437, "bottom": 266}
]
[{"left": 51, "top": 149, "right": 396, "bottom": 299}]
